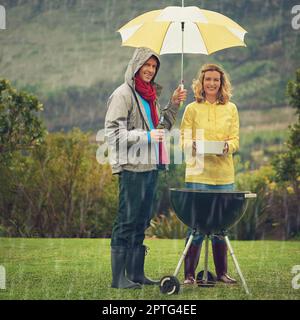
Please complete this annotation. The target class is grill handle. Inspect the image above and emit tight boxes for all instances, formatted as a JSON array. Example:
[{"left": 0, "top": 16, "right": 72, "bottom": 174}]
[{"left": 244, "top": 193, "right": 257, "bottom": 199}]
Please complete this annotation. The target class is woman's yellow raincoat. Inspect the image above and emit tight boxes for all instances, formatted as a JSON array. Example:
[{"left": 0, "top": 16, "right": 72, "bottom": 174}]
[{"left": 180, "top": 100, "right": 239, "bottom": 185}]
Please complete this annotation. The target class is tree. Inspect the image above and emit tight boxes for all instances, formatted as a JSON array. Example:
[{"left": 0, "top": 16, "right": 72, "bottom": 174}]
[
  {"left": 271, "top": 69, "right": 300, "bottom": 238},
  {"left": 272, "top": 69, "right": 300, "bottom": 185},
  {"left": 0, "top": 79, "right": 46, "bottom": 161}
]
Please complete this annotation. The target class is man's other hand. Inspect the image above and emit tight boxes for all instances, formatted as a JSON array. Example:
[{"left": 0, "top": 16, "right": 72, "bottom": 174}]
[{"left": 150, "top": 129, "right": 165, "bottom": 142}]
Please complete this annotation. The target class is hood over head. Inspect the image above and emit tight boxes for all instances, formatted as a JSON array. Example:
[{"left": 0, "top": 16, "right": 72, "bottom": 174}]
[{"left": 125, "top": 47, "right": 161, "bottom": 88}]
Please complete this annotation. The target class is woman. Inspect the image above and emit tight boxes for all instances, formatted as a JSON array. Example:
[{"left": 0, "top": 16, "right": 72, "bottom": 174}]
[{"left": 180, "top": 63, "right": 239, "bottom": 284}]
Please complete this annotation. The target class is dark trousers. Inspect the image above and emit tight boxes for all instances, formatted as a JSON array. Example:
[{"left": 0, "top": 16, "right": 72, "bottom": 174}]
[{"left": 111, "top": 170, "right": 158, "bottom": 247}]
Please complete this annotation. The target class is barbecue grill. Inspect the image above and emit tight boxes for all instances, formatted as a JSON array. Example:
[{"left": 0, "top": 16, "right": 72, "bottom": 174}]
[{"left": 159, "top": 188, "right": 257, "bottom": 295}]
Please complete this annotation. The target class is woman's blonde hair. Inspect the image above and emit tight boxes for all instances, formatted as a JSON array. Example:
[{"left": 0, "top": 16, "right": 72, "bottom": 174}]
[{"left": 192, "top": 64, "right": 232, "bottom": 104}]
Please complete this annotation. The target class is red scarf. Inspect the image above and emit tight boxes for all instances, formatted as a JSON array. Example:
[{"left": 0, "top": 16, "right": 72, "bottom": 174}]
[
  {"left": 134, "top": 74, "right": 168, "bottom": 165},
  {"left": 134, "top": 74, "right": 159, "bottom": 127}
]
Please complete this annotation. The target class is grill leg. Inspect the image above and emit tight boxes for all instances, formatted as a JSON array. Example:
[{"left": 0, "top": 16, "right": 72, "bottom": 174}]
[
  {"left": 173, "top": 229, "right": 196, "bottom": 277},
  {"left": 203, "top": 235, "right": 210, "bottom": 282},
  {"left": 224, "top": 235, "right": 250, "bottom": 295}
]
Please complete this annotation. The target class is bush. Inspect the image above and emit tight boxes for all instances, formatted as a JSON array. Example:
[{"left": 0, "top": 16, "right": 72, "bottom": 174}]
[
  {"left": 146, "top": 210, "right": 188, "bottom": 239},
  {"left": 233, "top": 165, "right": 275, "bottom": 240},
  {"left": 234, "top": 164, "right": 299, "bottom": 240},
  {"left": 0, "top": 129, "right": 118, "bottom": 237},
  {"left": 0, "top": 79, "right": 46, "bottom": 160}
]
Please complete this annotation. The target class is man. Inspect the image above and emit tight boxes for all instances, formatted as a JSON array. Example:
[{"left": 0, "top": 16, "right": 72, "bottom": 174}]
[{"left": 105, "top": 47, "right": 187, "bottom": 289}]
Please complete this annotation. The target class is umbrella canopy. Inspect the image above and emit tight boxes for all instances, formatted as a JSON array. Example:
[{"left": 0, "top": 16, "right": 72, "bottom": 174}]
[
  {"left": 118, "top": 6, "right": 247, "bottom": 56},
  {"left": 118, "top": 4, "right": 247, "bottom": 104}
]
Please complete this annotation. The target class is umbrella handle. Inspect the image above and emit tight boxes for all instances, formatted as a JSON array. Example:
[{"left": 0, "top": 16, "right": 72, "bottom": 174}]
[{"left": 179, "top": 83, "right": 184, "bottom": 108}]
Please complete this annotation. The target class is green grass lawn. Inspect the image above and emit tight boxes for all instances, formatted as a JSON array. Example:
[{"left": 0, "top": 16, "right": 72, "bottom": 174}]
[{"left": 0, "top": 238, "right": 299, "bottom": 300}]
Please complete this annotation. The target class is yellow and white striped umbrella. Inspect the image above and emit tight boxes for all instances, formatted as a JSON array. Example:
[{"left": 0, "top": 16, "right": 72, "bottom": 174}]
[
  {"left": 118, "top": 6, "right": 247, "bottom": 55},
  {"left": 118, "top": 5, "right": 247, "bottom": 83}
]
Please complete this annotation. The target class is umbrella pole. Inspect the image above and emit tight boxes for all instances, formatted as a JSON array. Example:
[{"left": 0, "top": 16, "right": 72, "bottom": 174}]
[
  {"left": 181, "top": 24, "right": 184, "bottom": 88},
  {"left": 180, "top": 21, "right": 184, "bottom": 108},
  {"left": 181, "top": 0, "right": 184, "bottom": 87}
]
